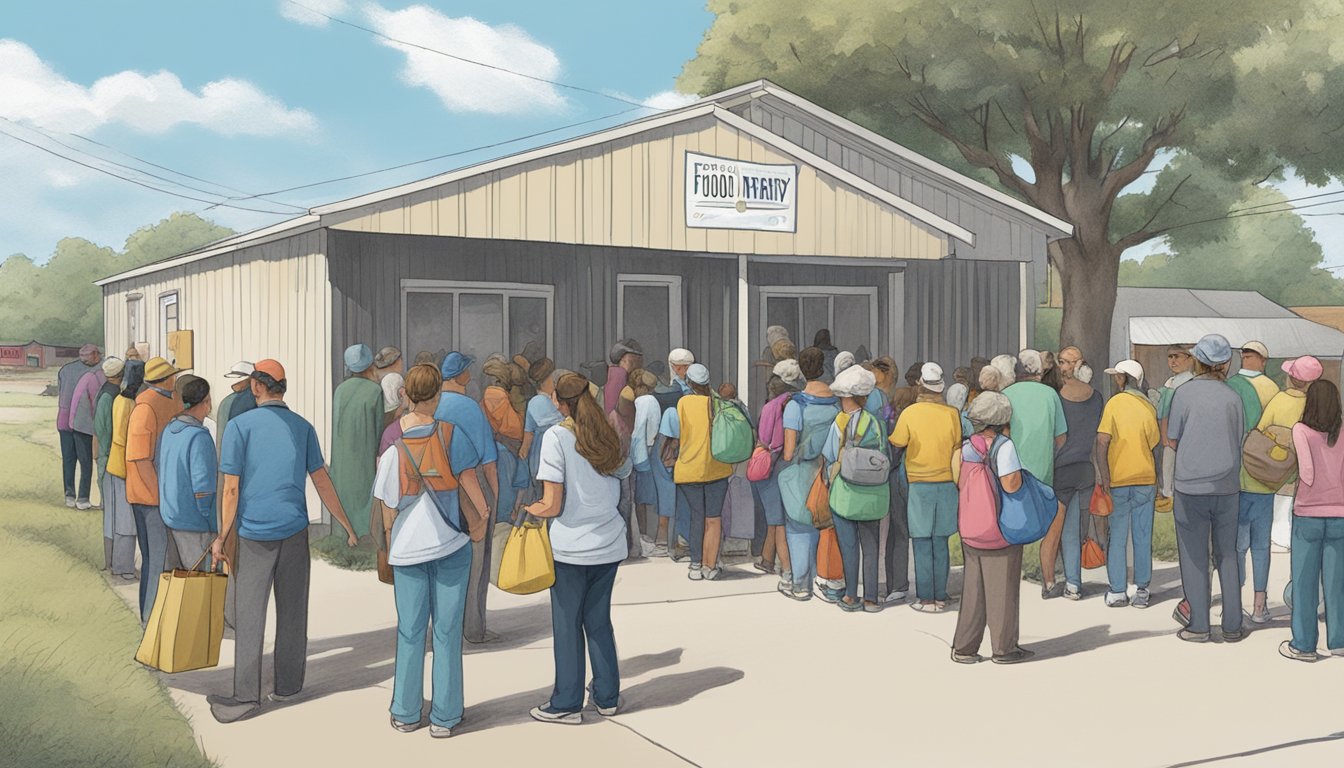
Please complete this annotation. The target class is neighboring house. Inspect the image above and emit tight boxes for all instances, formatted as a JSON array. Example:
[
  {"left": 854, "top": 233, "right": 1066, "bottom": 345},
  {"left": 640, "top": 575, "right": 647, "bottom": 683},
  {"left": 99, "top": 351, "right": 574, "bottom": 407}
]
[{"left": 0, "top": 341, "right": 80, "bottom": 369}]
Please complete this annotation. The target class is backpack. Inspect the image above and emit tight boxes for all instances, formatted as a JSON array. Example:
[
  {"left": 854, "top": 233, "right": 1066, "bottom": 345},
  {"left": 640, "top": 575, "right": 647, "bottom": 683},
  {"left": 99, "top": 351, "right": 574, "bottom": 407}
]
[
  {"left": 837, "top": 411, "right": 891, "bottom": 486},
  {"left": 957, "top": 434, "right": 1010, "bottom": 550},
  {"left": 794, "top": 394, "right": 839, "bottom": 462},
  {"left": 709, "top": 395, "right": 754, "bottom": 464},
  {"left": 395, "top": 422, "right": 463, "bottom": 534},
  {"left": 1242, "top": 425, "right": 1297, "bottom": 488}
]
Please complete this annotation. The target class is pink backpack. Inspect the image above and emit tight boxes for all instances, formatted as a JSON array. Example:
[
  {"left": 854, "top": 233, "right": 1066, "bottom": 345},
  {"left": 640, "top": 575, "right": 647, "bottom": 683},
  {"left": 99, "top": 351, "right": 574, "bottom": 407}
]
[{"left": 958, "top": 434, "right": 1009, "bottom": 550}]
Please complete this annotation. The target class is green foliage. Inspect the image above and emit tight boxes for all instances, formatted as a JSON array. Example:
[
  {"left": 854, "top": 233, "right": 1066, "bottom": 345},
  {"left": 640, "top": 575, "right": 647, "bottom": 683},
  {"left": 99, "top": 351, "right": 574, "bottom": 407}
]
[
  {"left": 1034, "top": 308, "right": 1063, "bottom": 352},
  {"left": 310, "top": 532, "right": 378, "bottom": 571},
  {"left": 0, "top": 213, "right": 232, "bottom": 346}
]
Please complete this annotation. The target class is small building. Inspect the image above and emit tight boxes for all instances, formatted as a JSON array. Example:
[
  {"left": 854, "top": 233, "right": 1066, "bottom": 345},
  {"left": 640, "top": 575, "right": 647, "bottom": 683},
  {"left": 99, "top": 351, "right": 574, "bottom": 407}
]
[
  {"left": 1110, "top": 288, "right": 1344, "bottom": 387},
  {"left": 97, "top": 80, "right": 1071, "bottom": 521},
  {"left": 0, "top": 341, "right": 79, "bottom": 369}
]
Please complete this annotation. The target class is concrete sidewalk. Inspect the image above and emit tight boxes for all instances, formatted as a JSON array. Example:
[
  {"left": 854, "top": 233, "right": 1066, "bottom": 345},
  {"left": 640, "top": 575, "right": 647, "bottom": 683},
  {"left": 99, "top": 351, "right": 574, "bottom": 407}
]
[{"left": 112, "top": 541, "right": 1344, "bottom": 768}]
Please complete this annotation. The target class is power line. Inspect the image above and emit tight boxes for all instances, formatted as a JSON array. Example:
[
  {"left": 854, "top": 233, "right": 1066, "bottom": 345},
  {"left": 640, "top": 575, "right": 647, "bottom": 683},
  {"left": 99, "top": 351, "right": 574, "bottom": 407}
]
[
  {"left": 284, "top": 0, "right": 654, "bottom": 110},
  {"left": 0, "top": 125, "right": 300, "bottom": 216}
]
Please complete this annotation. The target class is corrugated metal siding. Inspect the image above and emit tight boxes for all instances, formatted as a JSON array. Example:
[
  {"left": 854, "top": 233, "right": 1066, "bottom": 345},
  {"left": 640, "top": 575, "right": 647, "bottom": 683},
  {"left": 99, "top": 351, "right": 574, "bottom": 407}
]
[
  {"left": 323, "top": 116, "right": 949, "bottom": 261},
  {"left": 903, "top": 259, "right": 1022, "bottom": 369},
  {"left": 100, "top": 231, "right": 333, "bottom": 521},
  {"left": 327, "top": 231, "right": 739, "bottom": 388}
]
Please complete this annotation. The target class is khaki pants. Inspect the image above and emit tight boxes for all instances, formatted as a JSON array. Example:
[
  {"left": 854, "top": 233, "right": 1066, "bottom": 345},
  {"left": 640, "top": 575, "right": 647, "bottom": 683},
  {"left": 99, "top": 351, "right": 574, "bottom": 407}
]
[{"left": 953, "top": 543, "right": 1023, "bottom": 658}]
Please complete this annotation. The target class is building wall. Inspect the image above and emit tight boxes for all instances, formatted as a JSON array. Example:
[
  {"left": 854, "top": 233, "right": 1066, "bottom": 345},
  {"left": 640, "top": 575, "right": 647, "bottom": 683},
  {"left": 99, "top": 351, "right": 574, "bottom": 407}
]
[
  {"left": 903, "top": 259, "right": 1024, "bottom": 370},
  {"left": 100, "top": 230, "right": 333, "bottom": 521},
  {"left": 322, "top": 115, "right": 950, "bottom": 262}
]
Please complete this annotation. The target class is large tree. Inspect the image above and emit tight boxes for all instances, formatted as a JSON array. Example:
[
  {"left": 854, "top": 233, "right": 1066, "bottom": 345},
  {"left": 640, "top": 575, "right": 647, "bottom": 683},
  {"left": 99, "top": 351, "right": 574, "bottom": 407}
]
[{"left": 679, "top": 0, "right": 1344, "bottom": 364}]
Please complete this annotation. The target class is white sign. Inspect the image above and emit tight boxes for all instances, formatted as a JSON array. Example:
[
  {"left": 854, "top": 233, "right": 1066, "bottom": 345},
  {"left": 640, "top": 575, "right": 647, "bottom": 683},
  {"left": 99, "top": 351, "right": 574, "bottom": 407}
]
[{"left": 685, "top": 152, "right": 797, "bottom": 232}]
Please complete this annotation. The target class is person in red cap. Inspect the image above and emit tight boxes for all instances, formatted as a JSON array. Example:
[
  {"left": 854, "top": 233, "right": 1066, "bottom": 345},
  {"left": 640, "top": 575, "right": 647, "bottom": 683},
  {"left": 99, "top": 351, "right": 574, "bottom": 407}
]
[{"left": 208, "top": 359, "right": 359, "bottom": 724}]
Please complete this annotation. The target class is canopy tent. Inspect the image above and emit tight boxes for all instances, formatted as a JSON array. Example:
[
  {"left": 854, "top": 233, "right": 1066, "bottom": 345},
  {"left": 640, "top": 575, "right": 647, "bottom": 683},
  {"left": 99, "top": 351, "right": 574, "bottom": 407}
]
[{"left": 1129, "top": 317, "right": 1344, "bottom": 359}]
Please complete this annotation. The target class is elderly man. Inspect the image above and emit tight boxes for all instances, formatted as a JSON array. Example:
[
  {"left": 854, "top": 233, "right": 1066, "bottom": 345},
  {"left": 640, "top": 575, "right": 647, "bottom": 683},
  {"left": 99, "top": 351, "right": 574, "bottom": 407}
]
[
  {"left": 1096, "top": 360, "right": 1161, "bottom": 608},
  {"left": 209, "top": 360, "right": 358, "bottom": 723},
  {"left": 1167, "top": 334, "right": 1245, "bottom": 643},
  {"left": 604, "top": 338, "right": 644, "bottom": 414},
  {"left": 331, "top": 344, "right": 384, "bottom": 543},
  {"left": 57, "top": 344, "right": 102, "bottom": 508},
  {"left": 126, "top": 356, "right": 184, "bottom": 622},
  {"left": 1004, "top": 350, "right": 1068, "bottom": 598},
  {"left": 375, "top": 345, "right": 405, "bottom": 428}
]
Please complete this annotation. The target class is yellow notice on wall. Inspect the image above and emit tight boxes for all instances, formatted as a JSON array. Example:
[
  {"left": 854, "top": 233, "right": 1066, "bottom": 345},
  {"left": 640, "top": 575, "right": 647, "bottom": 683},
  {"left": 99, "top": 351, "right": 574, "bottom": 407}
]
[{"left": 167, "top": 330, "right": 193, "bottom": 370}]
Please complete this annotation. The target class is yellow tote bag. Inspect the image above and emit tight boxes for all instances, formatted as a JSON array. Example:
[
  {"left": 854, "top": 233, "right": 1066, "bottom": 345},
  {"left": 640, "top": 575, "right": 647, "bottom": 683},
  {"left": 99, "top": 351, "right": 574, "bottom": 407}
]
[
  {"left": 135, "top": 555, "right": 228, "bottom": 673},
  {"left": 497, "top": 518, "right": 555, "bottom": 595}
]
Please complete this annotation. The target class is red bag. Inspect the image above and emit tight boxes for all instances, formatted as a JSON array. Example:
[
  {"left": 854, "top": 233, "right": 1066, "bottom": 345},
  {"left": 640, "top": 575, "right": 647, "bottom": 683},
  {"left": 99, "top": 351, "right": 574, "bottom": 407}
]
[
  {"left": 817, "top": 528, "right": 843, "bottom": 581},
  {"left": 1089, "top": 485, "right": 1113, "bottom": 517},
  {"left": 746, "top": 445, "right": 773, "bottom": 482}
]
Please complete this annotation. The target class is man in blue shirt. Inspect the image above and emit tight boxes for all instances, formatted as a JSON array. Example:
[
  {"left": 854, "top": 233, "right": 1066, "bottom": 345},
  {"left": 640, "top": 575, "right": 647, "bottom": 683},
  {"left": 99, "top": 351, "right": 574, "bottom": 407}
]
[
  {"left": 208, "top": 359, "right": 358, "bottom": 724},
  {"left": 434, "top": 351, "right": 499, "bottom": 643},
  {"left": 159, "top": 375, "right": 218, "bottom": 571}
]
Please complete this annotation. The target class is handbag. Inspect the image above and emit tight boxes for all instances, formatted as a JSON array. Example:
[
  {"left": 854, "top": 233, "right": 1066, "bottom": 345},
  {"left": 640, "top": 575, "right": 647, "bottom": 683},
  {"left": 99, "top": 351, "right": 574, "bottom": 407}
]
[
  {"left": 135, "top": 550, "right": 228, "bottom": 673},
  {"left": 660, "top": 435, "right": 679, "bottom": 468},
  {"left": 838, "top": 411, "right": 890, "bottom": 486},
  {"left": 807, "top": 469, "right": 833, "bottom": 529},
  {"left": 1089, "top": 485, "right": 1113, "bottom": 517},
  {"left": 990, "top": 441, "right": 1058, "bottom": 546},
  {"left": 1081, "top": 537, "right": 1106, "bottom": 569},
  {"left": 497, "top": 515, "right": 556, "bottom": 594},
  {"left": 1242, "top": 425, "right": 1297, "bottom": 487},
  {"left": 817, "top": 527, "right": 843, "bottom": 581},
  {"left": 376, "top": 548, "right": 395, "bottom": 585},
  {"left": 746, "top": 445, "right": 774, "bottom": 482}
]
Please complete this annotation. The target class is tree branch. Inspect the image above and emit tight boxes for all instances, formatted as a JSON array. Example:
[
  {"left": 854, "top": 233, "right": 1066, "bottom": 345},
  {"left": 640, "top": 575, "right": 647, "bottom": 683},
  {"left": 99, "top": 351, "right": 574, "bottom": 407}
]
[
  {"left": 1101, "top": 106, "right": 1185, "bottom": 200},
  {"left": 1115, "top": 172, "right": 1192, "bottom": 250},
  {"left": 907, "top": 96, "right": 1038, "bottom": 201}
]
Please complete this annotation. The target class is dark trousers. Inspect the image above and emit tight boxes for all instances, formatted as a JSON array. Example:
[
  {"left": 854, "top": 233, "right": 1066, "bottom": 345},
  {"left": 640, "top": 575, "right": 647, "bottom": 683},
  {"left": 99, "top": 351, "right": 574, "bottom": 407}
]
[
  {"left": 233, "top": 529, "right": 310, "bottom": 704},
  {"left": 464, "top": 466, "right": 493, "bottom": 642},
  {"left": 60, "top": 429, "right": 94, "bottom": 501},
  {"left": 549, "top": 560, "right": 621, "bottom": 713},
  {"left": 885, "top": 473, "right": 910, "bottom": 595},
  {"left": 1174, "top": 492, "right": 1242, "bottom": 635},
  {"left": 677, "top": 479, "right": 728, "bottom": 565},
  {"left": 954, "top": 543, "right": 1023, "bottom": 657},
  {"left": 834, "top": 515, "right": 882, "bottom": 602},
  {"left": 132, "top": 504, "right": 170, "bottom": 623}
]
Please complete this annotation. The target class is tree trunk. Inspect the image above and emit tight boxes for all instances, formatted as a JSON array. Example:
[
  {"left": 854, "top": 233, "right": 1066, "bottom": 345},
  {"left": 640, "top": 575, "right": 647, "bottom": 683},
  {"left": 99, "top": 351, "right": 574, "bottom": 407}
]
[{"left": 1053, "top": 236, "right": 1121, "bottom": 371}]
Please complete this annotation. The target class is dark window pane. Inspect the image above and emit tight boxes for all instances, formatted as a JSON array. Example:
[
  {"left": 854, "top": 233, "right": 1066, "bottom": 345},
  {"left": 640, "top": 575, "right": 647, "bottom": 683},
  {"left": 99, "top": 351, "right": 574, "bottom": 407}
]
[
  {"left": 459, "top": 293, "right": 504, "bottom": 400},
  {"left": 833, "top": 294, "right": 870, "bottom": 355},
  {"left": 802, "top": 296, "right": 829, "bottom": 347},
  {"left": 509, "top": 296, "right": 548, "bottom": 360},
  {"left": 622, "top": 284, "right": 669, "bottom": 372},
  {"left": 765, "top": 296, "right": 799, "bottom": 353},
  {"left": 405, "top": 292, "right": 453, "bottom": 370}
]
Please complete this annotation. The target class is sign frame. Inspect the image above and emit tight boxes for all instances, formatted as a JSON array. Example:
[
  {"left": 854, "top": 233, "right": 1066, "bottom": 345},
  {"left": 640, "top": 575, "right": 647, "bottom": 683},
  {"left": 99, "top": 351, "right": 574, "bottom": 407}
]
[{"left": 684, "top": 151, "right": 799, "bottom": 234}]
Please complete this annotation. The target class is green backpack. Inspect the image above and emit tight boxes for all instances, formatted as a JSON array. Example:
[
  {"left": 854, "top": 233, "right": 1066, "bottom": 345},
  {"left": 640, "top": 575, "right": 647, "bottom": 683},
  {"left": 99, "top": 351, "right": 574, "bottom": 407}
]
[{"left": 709, "top": 395, "right": 754, "bottom": 464}]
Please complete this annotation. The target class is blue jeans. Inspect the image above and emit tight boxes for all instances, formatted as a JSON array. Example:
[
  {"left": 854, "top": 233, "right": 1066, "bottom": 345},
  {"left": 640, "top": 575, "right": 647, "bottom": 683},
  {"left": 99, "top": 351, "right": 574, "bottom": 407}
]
[
  {"left": 390, "top": 545, "right": 471, "bottom": 728},
  {"left": 549, "top": 560, "right": 621, "bottom": 713},
  {"left": 784, "top": 514, "right": 819, "bottom": 589},
  {"left": 1289, "top": 516, "right": 1344, "bottom": 654},
  {"left": 1174, "top": 492, "right": 1242, "bottom": 635},
  {"left": 1237, "top": 492, "right": 1274, "bottom": 593},
  {"left": 59, "top": 429, "right": 93, "bottom": 502},
  {"left": 913, "top": 536, "right": 950, "bottom": 601},
  {"left": 1107, "top": 486, "right": 1155, "bottom": 594},
  {"left": 833, "top": 515, "right": 882, "bottom": 603},
  {"left": 1059, "top": 490, "right": 1084, "bottom": 590},
  {"left": 131, "top": 504, "right": 168, "bottom": 624}
]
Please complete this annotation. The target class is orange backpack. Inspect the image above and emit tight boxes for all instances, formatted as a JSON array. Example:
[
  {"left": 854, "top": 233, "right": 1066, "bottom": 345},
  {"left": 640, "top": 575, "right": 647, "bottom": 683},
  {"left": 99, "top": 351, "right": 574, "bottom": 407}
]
[{"left": 397, "top": 422, "right": 459, "bottom": 499}]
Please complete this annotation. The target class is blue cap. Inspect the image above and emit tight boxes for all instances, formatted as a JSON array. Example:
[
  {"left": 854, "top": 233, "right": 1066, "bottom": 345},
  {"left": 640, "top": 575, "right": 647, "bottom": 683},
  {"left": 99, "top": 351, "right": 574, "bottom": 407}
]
[
  {"left": 687, "top": 363, "right": 710, "bottom": 385},
  {"left": 344, "top": 343, "right": 373, "bottom": 373},
  {"left": 440, "top": 351, "right": 474, "bottom": 380},
  {"left": 1192, "top": 334, "right": 1232, "bottom": 366}
]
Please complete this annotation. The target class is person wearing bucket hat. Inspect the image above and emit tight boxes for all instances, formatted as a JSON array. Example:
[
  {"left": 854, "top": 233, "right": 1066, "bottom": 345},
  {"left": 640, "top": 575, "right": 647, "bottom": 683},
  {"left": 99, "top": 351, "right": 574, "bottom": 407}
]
[
  {"left": 125, "top": 356, "right": 183, "bottom": 624},
  {"left": 1166, "top": 334, "right": 1246, "bottom": 643},
  {"left": 1004, "top": 351, "right": 1069, "bottom": 599},
  {"left": 433, "top": 350, "right": 500, "bottom": 644},
  {"left": 603, "top": 338, "right": 644, "bottom": 414},
  {"left": 330, "top": 344, "right": 385, "bottom": 547},
  {"left": 1097, "top": 360, "right": 1161, "bottom": 608},
  {"left": 890, "top": 360, "right": 963, "bottom": 611},
  {"left": 660, "top": 363, "right": 732, "bottom": 581},
  {"left": 823, "top": 365, "right": 889, "bottom": 612},
  {"left": 57, "top": 343, "right": 103, "bottom": 508}
]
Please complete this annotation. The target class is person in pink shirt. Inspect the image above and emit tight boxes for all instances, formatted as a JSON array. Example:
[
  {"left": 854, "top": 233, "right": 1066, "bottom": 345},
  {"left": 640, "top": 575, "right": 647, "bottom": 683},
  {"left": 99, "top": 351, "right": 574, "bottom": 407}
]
[
  {"left": 1281, "top": 379, "right": 1344, "bottom": 662},
  {"left": 603, "top": 339, "right": 643, "bottom": 414}
]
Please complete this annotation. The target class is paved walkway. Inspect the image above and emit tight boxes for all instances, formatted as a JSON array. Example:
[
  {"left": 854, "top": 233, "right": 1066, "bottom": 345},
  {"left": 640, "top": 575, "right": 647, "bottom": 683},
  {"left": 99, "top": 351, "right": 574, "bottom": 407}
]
[{"left": 112, "top": 539, "right": 1344, "bottom": 768}]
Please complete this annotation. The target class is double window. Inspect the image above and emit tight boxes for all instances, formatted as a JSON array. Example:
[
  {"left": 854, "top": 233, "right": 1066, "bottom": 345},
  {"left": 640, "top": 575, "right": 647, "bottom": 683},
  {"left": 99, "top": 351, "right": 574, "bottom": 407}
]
[{"left": 758, "top": 285, "right": 878, "bottom": 359}]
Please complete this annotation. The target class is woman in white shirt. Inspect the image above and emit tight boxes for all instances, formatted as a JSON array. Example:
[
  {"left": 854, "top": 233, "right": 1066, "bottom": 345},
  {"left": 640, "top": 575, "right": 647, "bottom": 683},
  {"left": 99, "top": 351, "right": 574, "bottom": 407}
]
[
  {"left": 373, "top": 364, "right": 490, "bottom": 738},
  {"left": 629, "top": 370, "right": 662, "bottom": 552},
  {"left": 525, "top": 372, "right": 631, "bottom": 724}
]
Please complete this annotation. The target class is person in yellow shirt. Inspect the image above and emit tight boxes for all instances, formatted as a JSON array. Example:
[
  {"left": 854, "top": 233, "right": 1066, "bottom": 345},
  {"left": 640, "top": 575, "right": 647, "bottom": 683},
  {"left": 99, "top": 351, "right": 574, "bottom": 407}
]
[
  {"left": 1096, "top": 360, "right": 1161, "bottom": 609},
  {"left": 889, "top": 362, "right": 962, "bottom": 612},
  {"left": 660, "top": 364, "right": 733, "bottom": 581},
  {"left": 1237, "top": 341, "right": 1280, "bottom": 408}
]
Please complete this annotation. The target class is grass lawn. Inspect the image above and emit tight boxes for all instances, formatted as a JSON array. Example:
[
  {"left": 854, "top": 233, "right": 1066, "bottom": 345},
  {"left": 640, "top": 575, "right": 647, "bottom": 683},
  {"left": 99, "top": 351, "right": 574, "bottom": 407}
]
[{"left": 0, "top": 389, "right": 215, "bottom": 768}]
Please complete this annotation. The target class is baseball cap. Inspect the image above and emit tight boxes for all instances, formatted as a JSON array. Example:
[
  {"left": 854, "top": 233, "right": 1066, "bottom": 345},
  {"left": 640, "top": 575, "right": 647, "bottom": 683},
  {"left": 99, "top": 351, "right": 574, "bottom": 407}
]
[
  {"left": 668, "top": 348, "right": 694, "bottom": 366},
  {"left": 1192, "top": 334, "right": 1232, "bottom": 366},
  {"left": 1282, "top": 355, "right": 1324, "bottom": 382},
  {"left": 224, "top": 361, "right": 255, "bottom": 378},
  {"left": 252, "top": 359, "right": 286, "bottom": 382},
  {"left": 920, "top": 361, "right": 945, "bottom": 393},
  {"left": 1104, "top": 359, "right": 1145, "bottom": 383},
  {"left": 1241, "top": 341, "right": 1269, "bottom": 360}
]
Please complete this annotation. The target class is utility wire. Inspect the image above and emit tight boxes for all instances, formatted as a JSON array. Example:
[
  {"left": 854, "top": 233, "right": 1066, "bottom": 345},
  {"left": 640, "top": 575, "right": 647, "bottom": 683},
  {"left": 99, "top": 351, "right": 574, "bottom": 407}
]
[
  {"left": 285, "top": 0, "right": 653, "bottom": 110},
  {"left": 0, "top": 125, "right": 299, "bottom": 215}
]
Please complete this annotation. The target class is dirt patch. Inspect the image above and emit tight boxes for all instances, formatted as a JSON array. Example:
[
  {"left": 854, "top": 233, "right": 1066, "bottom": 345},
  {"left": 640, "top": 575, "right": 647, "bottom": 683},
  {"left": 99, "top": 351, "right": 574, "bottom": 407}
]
[{"left": 0, "top": 406, "right": 44, "bottom": 425}]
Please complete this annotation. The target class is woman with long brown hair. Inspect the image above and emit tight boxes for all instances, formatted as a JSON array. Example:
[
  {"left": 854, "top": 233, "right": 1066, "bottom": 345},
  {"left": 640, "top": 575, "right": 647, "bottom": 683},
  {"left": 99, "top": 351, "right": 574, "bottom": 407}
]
[{"left": 524, "top": 373, "right": 630, "bottom": 723}]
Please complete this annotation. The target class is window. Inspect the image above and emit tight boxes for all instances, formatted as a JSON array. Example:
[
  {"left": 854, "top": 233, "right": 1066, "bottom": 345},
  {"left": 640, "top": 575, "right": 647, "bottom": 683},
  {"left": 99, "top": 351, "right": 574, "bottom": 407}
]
[
  {"left": 160, "top": 292, "right": 179, "bottom": 361},
  {"left": 758, "top": 285, "right": 878, "bottom": 359},
  {"left": 127, "top": 295, "right": 143, "bottom": 347},
  {"left": 617, "top": 274, "right": 683, "bottom": 375},
  {"left": 401, "top": 280, "right": 553, "bottom": 397}
]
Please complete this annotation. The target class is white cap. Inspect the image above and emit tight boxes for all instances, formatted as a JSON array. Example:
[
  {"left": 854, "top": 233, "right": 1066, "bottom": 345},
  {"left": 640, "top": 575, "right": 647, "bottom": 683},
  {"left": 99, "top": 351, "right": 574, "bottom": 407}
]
[
  {"left": 224, "top": 361, "right": 255, "bottom": 378},
  {"left": 920, "top": 361, "right": 945, "bottom": 393},
  {"left": 1018, "top": 349, "right": 1043, "bottom": 375},
  {"left": 831, "top": 365, "right": 876, "bottom": 397},
  {"left": 1104, "top": 359, "right": 1144, "bottom": 384},
  {"left": 668, "top": 348, "right": 694, "bottom": 366}
]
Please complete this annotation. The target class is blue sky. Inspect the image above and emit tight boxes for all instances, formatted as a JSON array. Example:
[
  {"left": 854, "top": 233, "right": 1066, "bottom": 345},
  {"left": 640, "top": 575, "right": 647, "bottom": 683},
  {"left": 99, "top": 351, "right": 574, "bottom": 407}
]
[{"left": 2, "top": 0, "right": 1342, "bottom": 271}]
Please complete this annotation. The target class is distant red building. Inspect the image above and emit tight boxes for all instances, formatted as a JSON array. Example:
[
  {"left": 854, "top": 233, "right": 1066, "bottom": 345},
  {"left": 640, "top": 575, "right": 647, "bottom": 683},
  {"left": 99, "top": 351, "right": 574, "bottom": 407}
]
[{"left": 0, "top": 341, "right": 80, "bottom": 369}]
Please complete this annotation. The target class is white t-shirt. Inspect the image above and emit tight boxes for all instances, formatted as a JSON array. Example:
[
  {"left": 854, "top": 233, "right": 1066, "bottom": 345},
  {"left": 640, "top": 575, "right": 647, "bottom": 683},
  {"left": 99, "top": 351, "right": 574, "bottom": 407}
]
[
  {"left": 536, "top": 425, "right": 628, "bottom": 566},
  {"left": 380, "top": 372, "right": 405, "bottom": 413},
  {"left": 961, "top": 435, "right": 1024, "bottom": 478},
  {"left": 372, "top": 434, "right": 470, "bottom": 566}
]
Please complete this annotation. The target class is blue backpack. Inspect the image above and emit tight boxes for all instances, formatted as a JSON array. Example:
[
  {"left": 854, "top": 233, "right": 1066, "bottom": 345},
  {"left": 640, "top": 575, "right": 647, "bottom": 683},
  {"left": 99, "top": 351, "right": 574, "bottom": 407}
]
[{"left": 988, "top": 442, "right": 1058, "bottom": 545}]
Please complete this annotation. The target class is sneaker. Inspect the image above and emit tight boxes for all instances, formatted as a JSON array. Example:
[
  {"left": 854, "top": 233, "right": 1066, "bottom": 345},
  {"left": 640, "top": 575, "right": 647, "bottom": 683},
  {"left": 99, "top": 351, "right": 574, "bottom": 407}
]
[
  {"left": 884, "top": 590, "right": 908, "bottom": 604},
  {"left": 687, "top": 565, "right": 704, "bottom": 581},
  {"left": 1063, "top": 585, "right": 1082, "bottom": 601},
  {"left": 1280, "top": 640, "right": 1319, "bottom": 662},
  {"left": 465, "top": 630, "right": 499, "bottom": 645},
  {"left": 1330, "top": 648, "right": 1344, "bottom": 657},
  {"left": 1132, "top": 588, "right": 1151, "bottom": 609},
  {"left": 670, "top": 547, "right": 690, "bottom": 563},
  {"left": 64, "top": 496, "right": 76, "bottom": 508},
  {"left": 753, "top": 559, "right": 773, "bottom": 574},
  {"left": 1251, "top": 605, "right": 1271, "bottom": 624},
  {"left": 702, "top": 566, "right": 722, "bottom": 581},
  {"left": 838, "top": 597, "right": 863, "bottom": 612},
  {"left": 649, "top": 544, "right": 669, "bottom": 558},
  {"left": 818, "top": 587, "right": 842, "bottom": 604},
  {"left": 911, "top": 601, "right": 946, "bottom": 613},
  {"left": 1041, "top": 582, "right": 1065, "bottom": 600},
  {"left": 863, "top": 601, "right": 882, "bottom": 613},
  {"left": 530, "top": 706, "right": 582, "bottom": 725},
  {"left": 76, "top": 500, "right": 91, "bottom": 510},
  {"left": 1105, "top": 592, "right": 1130, "bottom": 608},
  {"left": 991, "top": 648, "right": 1036, "bottom": 665},
  {"left": 210, "top": 697, "right": 262, "bottom": 724},
  {"left": 1177, "top": 629, "right": 1210, "bottom": 643},
  {"left": 951, "top": 649, "right": 983, "bottom": 664},
  {"left": 390, "top": 714, "right": 423, "bottom": 733},
  {"left": 782, "top": 585, "right": 812, "bottom": 601},
  {"left": 777, "top": 578, "right": 794, "bottom": 593},
  {"left": 594, "top": 699, "right": 623, "bottom": 717},
  {"left": 429, "top": 724, "right": 453, "bottom": 738},
  {"left": 1172, "top": 600, "right": 1191, "bottom": 627},
  {"left": 268, "top": 690, "right": 302, "bottom": 703}
]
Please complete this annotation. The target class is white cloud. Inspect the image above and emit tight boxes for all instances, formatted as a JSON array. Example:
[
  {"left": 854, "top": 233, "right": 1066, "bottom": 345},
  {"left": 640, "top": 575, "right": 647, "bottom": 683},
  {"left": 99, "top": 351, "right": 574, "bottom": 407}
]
[
  {"left": 279, "top": 0, "right": 351, "bottom": 27},
  {"left": 0, "top": 39, "right": 317, "bottom": 136},
  {"left": 362, "top": 3, "right": 566, "bottom": 114},
  {"left": 638, "top": 90, "right": 699, "bottom": 110}
]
